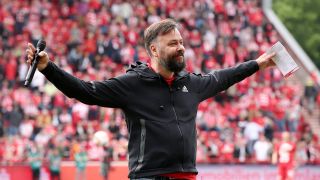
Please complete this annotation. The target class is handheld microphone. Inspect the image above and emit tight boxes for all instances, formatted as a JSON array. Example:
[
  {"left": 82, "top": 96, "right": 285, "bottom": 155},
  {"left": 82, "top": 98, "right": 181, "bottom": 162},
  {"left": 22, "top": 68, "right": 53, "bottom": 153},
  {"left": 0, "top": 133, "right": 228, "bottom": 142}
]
[{"left": 24, "top": 39, "right": 46, "bottom": 87}]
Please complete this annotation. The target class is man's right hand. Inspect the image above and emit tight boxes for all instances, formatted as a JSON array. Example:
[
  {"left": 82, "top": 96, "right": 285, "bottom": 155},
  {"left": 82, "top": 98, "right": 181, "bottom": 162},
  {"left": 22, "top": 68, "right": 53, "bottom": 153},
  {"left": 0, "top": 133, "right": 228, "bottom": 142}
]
[{"left": 26, "top": 43, "right": 49, "bottom": 71}]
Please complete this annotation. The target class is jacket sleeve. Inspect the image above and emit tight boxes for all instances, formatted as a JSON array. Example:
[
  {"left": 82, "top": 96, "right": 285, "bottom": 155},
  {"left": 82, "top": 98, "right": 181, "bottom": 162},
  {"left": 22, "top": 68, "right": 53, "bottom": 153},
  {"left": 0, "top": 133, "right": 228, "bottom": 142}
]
[
  {"left": 40, "top": 61, "right": 128, "bottom": 108},
  {"left": 196, "top": 60, "right": 259, "bottom": 102}
]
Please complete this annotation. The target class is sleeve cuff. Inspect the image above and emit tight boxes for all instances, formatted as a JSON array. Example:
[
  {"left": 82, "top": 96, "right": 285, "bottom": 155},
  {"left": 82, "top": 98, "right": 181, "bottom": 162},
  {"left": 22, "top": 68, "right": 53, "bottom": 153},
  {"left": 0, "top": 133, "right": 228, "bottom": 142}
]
[
  {"left": 250, "top": 60, "right": 260, "bottom": 71},
  {"left": 40, "top": 61, "right": 55, "bottom": 77}
]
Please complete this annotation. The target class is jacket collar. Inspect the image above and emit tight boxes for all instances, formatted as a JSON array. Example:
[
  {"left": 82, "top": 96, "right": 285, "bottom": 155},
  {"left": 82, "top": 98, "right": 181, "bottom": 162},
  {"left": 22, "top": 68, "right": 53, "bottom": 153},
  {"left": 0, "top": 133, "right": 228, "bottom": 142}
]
[{"left": 127, "top": 61, "right": 189, "bottom": 80}]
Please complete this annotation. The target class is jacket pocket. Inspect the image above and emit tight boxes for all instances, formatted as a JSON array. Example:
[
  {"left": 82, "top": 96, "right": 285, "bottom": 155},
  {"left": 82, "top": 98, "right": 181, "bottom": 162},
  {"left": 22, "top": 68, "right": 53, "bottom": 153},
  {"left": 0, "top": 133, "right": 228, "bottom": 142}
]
[{"left": 137, "top": 119, "right": 182, "bottom": 171}]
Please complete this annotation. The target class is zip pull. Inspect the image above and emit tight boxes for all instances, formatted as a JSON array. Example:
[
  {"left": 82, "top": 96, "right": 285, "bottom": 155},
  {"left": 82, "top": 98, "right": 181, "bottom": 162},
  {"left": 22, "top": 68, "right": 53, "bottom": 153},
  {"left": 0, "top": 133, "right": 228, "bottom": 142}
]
[{"left": 169, "top": 87, "right": 173, "bottom": 92}]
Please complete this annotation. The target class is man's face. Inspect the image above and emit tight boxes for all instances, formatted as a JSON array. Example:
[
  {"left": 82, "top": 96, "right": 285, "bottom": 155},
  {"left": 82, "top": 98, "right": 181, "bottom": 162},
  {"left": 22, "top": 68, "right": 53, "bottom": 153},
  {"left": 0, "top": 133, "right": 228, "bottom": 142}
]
[{"left": 154, "top": 28, "right": 186, "bottom": 73}]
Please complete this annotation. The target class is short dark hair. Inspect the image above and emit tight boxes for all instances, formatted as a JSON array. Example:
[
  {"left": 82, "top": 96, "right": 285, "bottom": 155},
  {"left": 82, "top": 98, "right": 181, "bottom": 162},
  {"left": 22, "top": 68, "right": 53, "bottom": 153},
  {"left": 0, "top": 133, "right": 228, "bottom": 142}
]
[{"left": 144, "top": 19, "right": 179, "bottom": 56}]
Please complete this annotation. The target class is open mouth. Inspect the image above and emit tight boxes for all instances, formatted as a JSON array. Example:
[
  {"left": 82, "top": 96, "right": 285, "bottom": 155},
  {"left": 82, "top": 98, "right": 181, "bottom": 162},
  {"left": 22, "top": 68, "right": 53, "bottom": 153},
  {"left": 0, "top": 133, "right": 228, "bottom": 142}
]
[
  {"left": 176, "top": 55, "right": 184, "bottom": 59},
  {"left": 176, "top": 53, "right": 184, "bottom": 58},
  {"left": 175, "top": 56, "right": 184, "bottom": 62}
]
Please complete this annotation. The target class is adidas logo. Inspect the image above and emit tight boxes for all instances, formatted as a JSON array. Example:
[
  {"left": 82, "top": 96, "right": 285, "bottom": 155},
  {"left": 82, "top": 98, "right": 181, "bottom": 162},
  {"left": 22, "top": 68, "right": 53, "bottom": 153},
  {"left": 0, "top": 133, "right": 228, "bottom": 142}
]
[{"left": 182, "top": 85, "right": 189, "bottom": 92}]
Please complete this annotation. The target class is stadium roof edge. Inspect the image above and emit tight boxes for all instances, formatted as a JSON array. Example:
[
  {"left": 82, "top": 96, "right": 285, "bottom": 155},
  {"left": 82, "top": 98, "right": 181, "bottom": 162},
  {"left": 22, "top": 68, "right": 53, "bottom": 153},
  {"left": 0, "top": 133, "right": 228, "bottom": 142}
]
[{"left": 262, "top": 0, "right": 320, "bottom": 84}]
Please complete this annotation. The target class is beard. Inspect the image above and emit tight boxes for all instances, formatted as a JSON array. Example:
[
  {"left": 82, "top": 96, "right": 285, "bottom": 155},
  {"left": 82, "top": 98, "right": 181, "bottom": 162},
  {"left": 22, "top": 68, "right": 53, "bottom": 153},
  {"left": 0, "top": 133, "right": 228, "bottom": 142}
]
[{"left": 159, "top": 51, "right": 186, "bottom": 73}]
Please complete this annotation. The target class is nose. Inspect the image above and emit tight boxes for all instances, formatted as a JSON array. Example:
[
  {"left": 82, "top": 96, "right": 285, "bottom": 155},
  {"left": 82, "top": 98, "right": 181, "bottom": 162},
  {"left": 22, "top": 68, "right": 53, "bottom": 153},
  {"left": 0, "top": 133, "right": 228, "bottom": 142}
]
[{"left": 177, "top": 43, "right": 185, "bottom": 53}]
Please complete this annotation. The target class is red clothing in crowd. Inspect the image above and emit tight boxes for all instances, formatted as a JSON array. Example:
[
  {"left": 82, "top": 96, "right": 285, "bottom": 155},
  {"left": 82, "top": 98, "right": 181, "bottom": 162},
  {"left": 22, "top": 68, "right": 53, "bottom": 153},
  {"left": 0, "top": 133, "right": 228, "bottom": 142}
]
[
  {"left": 5, "top": 58, "right": 17, "bottom": 81},
  {"left": 275, "top": 142, "right": 296, "bottom": 180}
]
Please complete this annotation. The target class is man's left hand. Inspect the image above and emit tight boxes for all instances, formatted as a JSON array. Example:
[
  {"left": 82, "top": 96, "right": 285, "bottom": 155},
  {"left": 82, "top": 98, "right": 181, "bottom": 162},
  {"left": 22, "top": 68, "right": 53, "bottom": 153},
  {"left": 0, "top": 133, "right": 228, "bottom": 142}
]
[{"left": 256, "top": 52, "right": 276, "bottom": 70}]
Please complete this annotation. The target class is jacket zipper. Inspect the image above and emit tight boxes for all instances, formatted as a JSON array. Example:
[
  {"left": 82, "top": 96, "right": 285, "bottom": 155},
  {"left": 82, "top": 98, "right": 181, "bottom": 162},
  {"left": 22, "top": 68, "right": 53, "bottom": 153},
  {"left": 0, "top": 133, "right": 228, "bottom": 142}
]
[{"left": 169, "top": 86, "right": 185, "bottom": 171}]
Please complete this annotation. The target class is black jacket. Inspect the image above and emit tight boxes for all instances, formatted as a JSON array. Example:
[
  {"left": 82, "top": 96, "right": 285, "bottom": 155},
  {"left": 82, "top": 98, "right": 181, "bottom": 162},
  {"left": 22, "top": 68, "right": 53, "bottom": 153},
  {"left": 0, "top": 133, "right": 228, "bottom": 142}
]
[{"left": 41, "top": 60, "right": 259, "bottom": 178}]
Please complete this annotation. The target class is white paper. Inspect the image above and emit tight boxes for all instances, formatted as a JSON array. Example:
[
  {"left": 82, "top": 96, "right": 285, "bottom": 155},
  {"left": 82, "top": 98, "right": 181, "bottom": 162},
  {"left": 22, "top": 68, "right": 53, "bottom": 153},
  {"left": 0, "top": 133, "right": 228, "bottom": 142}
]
[{"left": 267, "top": 41, "right": 299, "bottom": 78}]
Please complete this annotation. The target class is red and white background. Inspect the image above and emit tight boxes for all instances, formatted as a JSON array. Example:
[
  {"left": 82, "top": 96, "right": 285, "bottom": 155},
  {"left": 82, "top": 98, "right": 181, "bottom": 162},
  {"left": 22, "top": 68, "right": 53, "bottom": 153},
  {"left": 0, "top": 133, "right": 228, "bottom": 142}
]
[{"left": 1, "top": 162, "right": 320, "bottom": 180}]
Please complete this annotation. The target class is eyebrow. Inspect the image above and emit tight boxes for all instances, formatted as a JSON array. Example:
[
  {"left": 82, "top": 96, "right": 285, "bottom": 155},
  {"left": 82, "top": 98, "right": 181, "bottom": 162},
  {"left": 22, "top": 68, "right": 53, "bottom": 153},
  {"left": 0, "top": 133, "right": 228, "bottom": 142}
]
[{"left": 168, "top": 39, "right": 183, "bottom": 43}]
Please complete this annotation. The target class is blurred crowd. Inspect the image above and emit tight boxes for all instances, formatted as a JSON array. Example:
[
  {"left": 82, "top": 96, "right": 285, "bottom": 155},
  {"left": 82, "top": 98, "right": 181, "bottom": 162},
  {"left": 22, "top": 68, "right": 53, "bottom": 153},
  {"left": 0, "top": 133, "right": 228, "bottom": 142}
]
[{"left": 0, "top": 0, "right": 320, "bottom": 167}]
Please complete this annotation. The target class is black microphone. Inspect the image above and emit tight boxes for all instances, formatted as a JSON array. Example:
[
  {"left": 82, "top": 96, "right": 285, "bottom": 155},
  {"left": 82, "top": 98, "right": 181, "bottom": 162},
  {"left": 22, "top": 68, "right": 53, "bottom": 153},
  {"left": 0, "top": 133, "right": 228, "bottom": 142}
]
[{"left": 24, "top": 39, "right": 46, "bottom": 87}]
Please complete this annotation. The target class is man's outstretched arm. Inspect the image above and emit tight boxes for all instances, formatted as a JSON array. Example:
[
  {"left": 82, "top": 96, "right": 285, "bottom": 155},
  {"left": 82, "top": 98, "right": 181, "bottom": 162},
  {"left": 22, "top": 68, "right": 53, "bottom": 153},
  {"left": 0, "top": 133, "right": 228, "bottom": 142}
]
[
  {"left": 196, "top": 52, "right": 276, "bottom": 101},
  {"left": 26, "top": 43, "right": 128, "bottom": 108}
]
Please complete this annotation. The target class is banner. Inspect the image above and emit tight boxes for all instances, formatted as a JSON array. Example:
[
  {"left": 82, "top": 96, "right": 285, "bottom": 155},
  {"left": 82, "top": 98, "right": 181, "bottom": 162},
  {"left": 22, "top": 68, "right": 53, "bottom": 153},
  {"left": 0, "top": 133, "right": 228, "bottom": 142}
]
[
  {"left": 197, "top": 164, "right": 320, "bottom": 180},
  {"left": 1, "top": 163, "right": 319, "bottom": 180}
]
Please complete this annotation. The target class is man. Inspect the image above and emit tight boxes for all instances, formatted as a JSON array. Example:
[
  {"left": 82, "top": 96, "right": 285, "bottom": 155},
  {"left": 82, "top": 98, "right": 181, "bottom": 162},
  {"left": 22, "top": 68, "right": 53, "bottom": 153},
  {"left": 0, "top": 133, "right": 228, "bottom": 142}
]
[
  {"left": 28, "top": 143, "right": 42, "bottom": 180},
  {"left": 272, "top": 132, "right": 296, "bottom": 180},
  {"left": 253, "top": 133, "right": 272, "bottom": 163},
  {"left": 26, "top": 19, "right": 275, "bottom": 180},
  {"left": 48, "top": 148, "right": 61, "bottom": 180},
  {"left": 74, "top": 145, "right": 88, "bottom": 180},
  {"left": 100, "top": 145, "right": 113, "bottom": 180}
]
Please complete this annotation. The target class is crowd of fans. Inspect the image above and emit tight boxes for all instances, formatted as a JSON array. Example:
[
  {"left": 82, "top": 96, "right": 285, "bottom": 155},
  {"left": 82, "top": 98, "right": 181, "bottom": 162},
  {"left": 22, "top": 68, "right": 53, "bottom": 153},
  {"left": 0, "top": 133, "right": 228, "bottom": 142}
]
[{"left": 0, "top": 0, "right": 320, "bottom": 168}]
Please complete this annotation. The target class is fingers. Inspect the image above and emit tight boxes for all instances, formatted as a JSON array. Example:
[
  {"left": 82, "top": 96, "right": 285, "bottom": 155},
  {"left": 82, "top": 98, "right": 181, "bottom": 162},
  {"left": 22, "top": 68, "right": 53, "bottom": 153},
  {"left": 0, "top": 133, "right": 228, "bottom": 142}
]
[
  {"left": 256, "top": 52, "right": 277, "bottom": 70},
  {"left": 270, "top": 60, "right": 276, "bottom": 66},
  {"left": 25, "top": 42, "right": 49, "bottom": 71},
  {"left": 26, "top": 55, "right": 33, "bottom": 63},
  {"left": 38, "top": 51, "right": 46, "bottom": 57},
  {"left": 27, "top": 43, "right": 36, "bottom": 52},
  {"left": 260, "top": 53, "right": 268, "bottom": 58},
  {"left": 266, "top": 52, "right": 276, "bottom": 60},
  {"left": 26, "top": 50, "right": 34, "bottom": 65},
  {"left": 26, "top": 43, "right": 36, "bottom": 65},
  {"left": 26, "top": 49, "right": 34, "bottom": 56}
]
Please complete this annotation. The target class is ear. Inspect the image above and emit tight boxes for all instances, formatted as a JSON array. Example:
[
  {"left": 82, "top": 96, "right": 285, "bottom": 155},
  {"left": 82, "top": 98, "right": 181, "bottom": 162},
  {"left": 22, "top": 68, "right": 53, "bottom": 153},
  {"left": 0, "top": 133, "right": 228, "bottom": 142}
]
[{"left": 150, "top": 44, "right": 158, "bottom": 57}]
